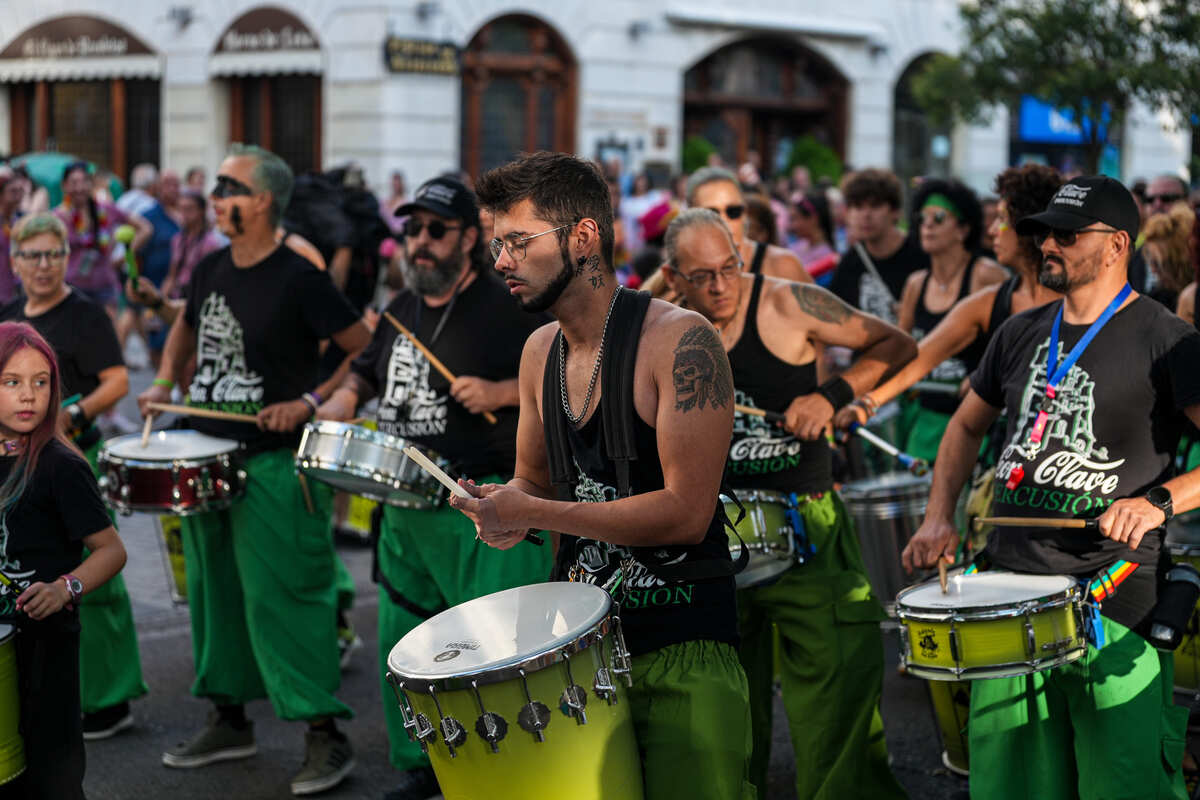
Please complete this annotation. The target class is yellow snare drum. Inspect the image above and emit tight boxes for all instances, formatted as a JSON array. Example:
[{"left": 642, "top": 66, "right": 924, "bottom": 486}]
[
  {"left": 722, "top": 490, "right": 794, "bottom": 589},
  {"left": 1166, "top": 538, "right": 1200, "bottom": 691},
  {"left": 896, "top": 572, "right": 1086, "bottom": 680},
  {"left": 386, "top": 583, "right": 644, "bottom": 800},
  {"left": 926, "top": 679, "right": 970, "bottom": 776},
  {"left": 0, "top": 624, "right": 25, "bottom": 786}
]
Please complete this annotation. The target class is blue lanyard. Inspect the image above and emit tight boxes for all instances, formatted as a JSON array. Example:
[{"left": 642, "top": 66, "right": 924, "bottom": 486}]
[{"left": 1046, "top": 283, "right": 1132, "bottom": 391}]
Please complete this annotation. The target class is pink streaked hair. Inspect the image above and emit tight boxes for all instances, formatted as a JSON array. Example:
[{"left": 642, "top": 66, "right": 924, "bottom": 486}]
[{"left": 0, "top": 321, "right": 76, "bottom": 512}]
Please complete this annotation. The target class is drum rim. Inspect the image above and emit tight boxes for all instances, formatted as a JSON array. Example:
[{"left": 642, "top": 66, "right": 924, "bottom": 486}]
[
  {"left": 296, "top": 457, "right": 440, "bottom": 508},
  {"left": 904, "top": 645, "right": 1087, "bottom": 681},
  {"left": 896, "top": 574, "right": 1081, "bottom": 621},
  {"left": 105, "top": 495, "right": 242, "bottom": 517},
  {"left": 720, "top": 488, "right": 792, "bottom": 505},
  {"left": 734, "top": 558, "right": 792, "bottom": 588},
  {"left": 839, "top": 471, "right": 933, "bottom": 498},
  {"left": 101, "top": 430, "right": 241, "bottom": 465},
  {"left": 302, "top": 420, "right": 448, "bottom": 459}
]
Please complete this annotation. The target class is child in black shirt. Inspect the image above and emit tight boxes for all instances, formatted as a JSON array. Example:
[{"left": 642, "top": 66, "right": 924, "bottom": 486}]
[{"left": 0, "top": 322, "right": 125, "bottom": 798}]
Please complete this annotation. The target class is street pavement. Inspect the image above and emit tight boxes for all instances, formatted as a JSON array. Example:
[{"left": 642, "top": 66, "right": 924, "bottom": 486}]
[{"left": 79, "top": 347, "right": 969, "bottom": 800}]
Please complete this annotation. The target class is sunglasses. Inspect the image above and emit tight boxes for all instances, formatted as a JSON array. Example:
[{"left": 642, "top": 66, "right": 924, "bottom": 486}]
[
  {"left": 210, "top": 175, "right": 254, "bottom": 198},
  {"left": 1145, "top": 193, "right": 1184, "bottom": 205},
  {"left": 1033, "top": 226, "right": 1119, "bottom": 248},
  {"left": 403, "top": 218, "right": 462, "bottom": 240},
  {"left": 706, "top": 204, "right": 745, "bottom": 221},
  {"left": 919, "top": 210, "right": 950, "bottom": 226}
]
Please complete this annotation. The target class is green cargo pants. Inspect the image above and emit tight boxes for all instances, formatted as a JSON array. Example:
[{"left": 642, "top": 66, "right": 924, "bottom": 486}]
[
  {"left": 179, "top": 448, "right": 351, "bottom": 721},
  {"left": 969, "top": 615, "right": 1188, "bottom": 800},
  {"left": 377, "top": 475, "right": 552, "bottom": 769},
  {"left": 736, "top": 491, "right": 905, "bottom": 800},
  {"left": 79, "top": 439, "right": 147, "bottom": 712}
]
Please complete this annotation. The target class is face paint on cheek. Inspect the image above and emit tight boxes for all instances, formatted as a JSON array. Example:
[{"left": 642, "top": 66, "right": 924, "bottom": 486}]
[{"left": 230, "top": 205, "right": 244, "bottom": 235}]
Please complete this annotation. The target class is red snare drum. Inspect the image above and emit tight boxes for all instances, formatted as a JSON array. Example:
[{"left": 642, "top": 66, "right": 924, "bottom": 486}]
[{"left": 98, "top": 431, "right": 245, "bottom": 515}]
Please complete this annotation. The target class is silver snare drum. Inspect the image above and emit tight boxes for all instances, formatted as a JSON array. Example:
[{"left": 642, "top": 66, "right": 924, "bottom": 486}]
[
  {"left": 98, "top": 430, "right": 245, "bottom": 515},
  {"left": 296, "top": 421, "right": 453, "bottom": 510}
]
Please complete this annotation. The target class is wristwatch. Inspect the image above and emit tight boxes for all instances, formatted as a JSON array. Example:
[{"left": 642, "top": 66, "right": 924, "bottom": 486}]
[
  {"left": 1144, "top": 486, "right": 1174, "bottom": 522},
  {"left": 61, "top": 574, "right": 83, "bottom": 604},
  {"left": 65, "top": 403, "right": 87, "bottom": 432}
]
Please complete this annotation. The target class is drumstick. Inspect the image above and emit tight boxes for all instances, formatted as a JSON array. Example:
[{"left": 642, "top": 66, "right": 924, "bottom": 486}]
[
  {"left": 972, "top": 516, "right": 1098, "bottom": 532},
  {"left": 736, "top": 404, "right": 784, "bottom": 424},
  {"left": 847, "top": 423, "right": 929, "bottom": 476},
  {"left": 297, "top": 472, "right": 315, "bottom": 514},
  {"left": 402, "top": 446, "right": 544, "bottom": 546},
  {"left": 140, "top": 414, "right": 153, "bottom": 448},
  {"left": 0, "top": 567, "right": 15, "bottom": 591},
  {"left": 383, "top": 311, "right": 499, "bottom": 425},
  {"left": 938, "top": 560, "right": 948, "bottom": 594},
  {"left": 147, "top": 402, "right": 260, "bottom": 424}
]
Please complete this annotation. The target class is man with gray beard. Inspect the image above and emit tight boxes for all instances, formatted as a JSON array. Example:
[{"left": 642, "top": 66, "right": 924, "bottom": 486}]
[
  {"left": 904, "top": 176, "right": 1200, "bottom": 800},
  {"left": 317, "top": 175, "right": 550, "bottom": 800}
]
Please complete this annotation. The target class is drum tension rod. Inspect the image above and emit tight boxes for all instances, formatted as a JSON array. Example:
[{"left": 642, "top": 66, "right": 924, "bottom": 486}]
[
  {"left": 560, "top": 650, "right": 588, "bottom": 726},
  {"left": 471, "top": 679, "right": 507, "bottom": 753}
]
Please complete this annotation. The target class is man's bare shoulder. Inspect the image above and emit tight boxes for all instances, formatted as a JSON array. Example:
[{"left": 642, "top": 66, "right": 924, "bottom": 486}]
[
  {"left": 642, "top": 299, "right": 718, "bottom": 346},
  {"left": 764, "top": 244, "right": 812, "bottom": 283},
  {"left": 520, "top": 320, "right": 561, "bottom": 368}
]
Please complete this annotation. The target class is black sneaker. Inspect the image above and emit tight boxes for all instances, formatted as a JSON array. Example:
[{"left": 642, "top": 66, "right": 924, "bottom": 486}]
[
  {"left": 83, "top": 701, "right": 133, "bottom": 741},
  {"left": 382, "top": 766, "right": 440, "bottom": 800}
]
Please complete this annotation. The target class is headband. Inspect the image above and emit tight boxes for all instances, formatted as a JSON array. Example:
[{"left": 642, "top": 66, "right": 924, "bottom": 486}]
[{"left": 922, "top": 193, "right": 962, "bottom": 220}]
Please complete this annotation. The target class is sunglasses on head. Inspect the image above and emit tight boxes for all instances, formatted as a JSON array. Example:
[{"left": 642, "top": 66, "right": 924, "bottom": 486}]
[
  {"left": 403, "top": 218, "right": 462, "bottom": 240},
  {"left": 210, "top": 175, "right": 254, "bottom": 198},
  {"left": 1033, "top": 226, "right": 1119, "bottom": 248},
  {"left": 706, "top": 204, "right": 745, "bottom": 221}
]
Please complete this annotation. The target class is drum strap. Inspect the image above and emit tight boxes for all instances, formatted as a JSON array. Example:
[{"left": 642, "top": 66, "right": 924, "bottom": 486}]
[
  {"left": 1088, "top": 559, "right": 1138, "bottom": 603},
  {"left": 370, "top": 506, "right": 441, "bottom": 621}
]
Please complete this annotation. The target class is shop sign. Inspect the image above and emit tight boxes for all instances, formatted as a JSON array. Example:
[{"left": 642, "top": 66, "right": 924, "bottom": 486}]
[
  {"left": 383, "top": 37, "right": 459, "bottom": 75},
  {"left": 0, "top": 15, "right": 153, "bottom": 59},
  {"left": 216, "top": 7, "right": 319, "bottom": 53}
]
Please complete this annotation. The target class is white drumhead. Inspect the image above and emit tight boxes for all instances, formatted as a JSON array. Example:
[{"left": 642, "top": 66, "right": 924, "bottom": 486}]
[
  {"left": 840, "top": 471, "right": 931, "bottom": 499},
  {"left": 899, "top": 572, "right": 1075, "bottom": 609},
  {"left": 105, "top": 430, "right": 239, "bottom": 460},
  {"left": 388, "top": 583, "right": 611, "bottom": 680}
]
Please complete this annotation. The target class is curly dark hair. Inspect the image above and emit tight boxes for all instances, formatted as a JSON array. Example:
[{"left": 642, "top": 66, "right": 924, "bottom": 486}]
[
  {"left": 993, "top": 164, "right": 1064, "bottom": 268},
  {"left": 911, "top": 178, "right": 985, "bottom": 254},
  {"left": 841, "top": 168, "right": 902, "bottom": 210}
]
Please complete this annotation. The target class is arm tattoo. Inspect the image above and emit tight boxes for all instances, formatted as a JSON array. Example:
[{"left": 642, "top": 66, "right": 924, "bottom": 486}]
[
  {"left": 673, "top": 325, "right": 733, "bottom": 413},
  {"left": 790, "top": 283, "right": 852, "bottom": 323}
]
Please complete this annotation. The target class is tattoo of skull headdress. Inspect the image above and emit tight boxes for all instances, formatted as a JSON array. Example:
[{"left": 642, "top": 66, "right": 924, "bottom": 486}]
[{"left": 673, "top": 325, "right": 733, "bottom": 413}]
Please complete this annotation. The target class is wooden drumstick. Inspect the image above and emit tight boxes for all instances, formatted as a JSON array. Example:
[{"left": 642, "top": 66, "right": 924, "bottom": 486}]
[
  {"left": 735, "top": 403, "right": 784, "bottom": 424},
  {"left": 383, "top": 311, "right": 499, "bottom": 425},
  {"left": 297, "top": 472, "right": 315, "bottom": 515},
  {"left": 972, "top": 516, "right": 1098, "bottom": 531},
  {"left": 140, "top": 414, "right": 154, "bottom": 448},
  {"left": 938, "top": 560, "right": 948, "bottom": 594},
  {"left": 147, "top": 402, "right": 260, "bottom": 424}
]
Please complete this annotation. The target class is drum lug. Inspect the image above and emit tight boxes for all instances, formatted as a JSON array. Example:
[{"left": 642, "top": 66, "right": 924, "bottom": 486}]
[
  {"left": 1040, "top": 637, "right": 1073, "bottom": 653},
  {"left": 1024, "top": 612, "right": 1037, "bottom": 660},
  {"left": 471, "top": 680, "right": 507, "bottom": 753},
  {"left": 609, "top": 616, "right": 633, "bottom": 687},
  {"left": 948, "top": 624, "right": 963, "bottom": 674},
  {"left": 428, "top": 686, "right": 467, "bottom": 757},
  {"left": 897, "top": 624, "right": 910, "bottom": 670},
  {"left": 559, "top": 651, "right": 588, "bottom": 725},
  {"left": 385, "top": 674, "right": 437, "bottom": 752},
  {"left": 516, "top": 668, "right": 551, "bottom": 742}
]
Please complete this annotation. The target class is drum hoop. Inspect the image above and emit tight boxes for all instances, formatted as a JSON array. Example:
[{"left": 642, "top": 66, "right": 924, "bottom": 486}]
[
  {"left": 107, "top": 496, "right": 241, "bottom": 517},
  {"left": 721, "top": 488, "right": 792, "bottom": 506},
  {"left": 99, "top": 451, "right": 240, "bottom": 470},
  {"left": 388, "top": 612, "right": 617, "bottom": 693},
  {"left": 839, "top": 474, "right": 932, "bottom": 500},
  {"left": 303, "top": 420, "right": 413, "bottom": 453},
  {"left": 1167, "top": 543, "right": 1200, "bottom": 556},
  {"left": 296, "top": 456, "right": 440, "bottom": 507},
  {"left": 896, "top": 581, "right": 1082, "bottom": 622},
  {"left": 905, "top": 646, "right": 1087, "bottom": 681}
]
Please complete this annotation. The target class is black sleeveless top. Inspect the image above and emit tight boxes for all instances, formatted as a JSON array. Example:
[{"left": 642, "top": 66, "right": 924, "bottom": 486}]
[
  {"left": 747, "top": 240, "right": 767, "bottom": 275},
  {"left": 727, "top": 273, "right": 832, "bottom": 493},
  {"left": 545, "top": 319, "right": 739, "bottom": 657},
  {"left": 911, "top": 255, "right": 988, "bottom": 413}
]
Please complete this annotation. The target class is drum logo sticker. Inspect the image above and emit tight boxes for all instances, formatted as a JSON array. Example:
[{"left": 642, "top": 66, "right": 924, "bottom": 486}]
[
  {"left": 918, "top": 628, "right": 939, "bottom": 659},
  {"left": 434, "top": 650, "right": 460, "bottom": 662},
  {"left": 443, "top": 640, "right": 480, "bottom": 651}
]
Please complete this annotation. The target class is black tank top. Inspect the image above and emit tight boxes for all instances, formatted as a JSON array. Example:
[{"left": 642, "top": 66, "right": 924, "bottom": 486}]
[
  {"left": 727, "top": 273, "right": 832, "bottom": 493},
  {"left": 550, "top": 378, "right": 739, "bottom": 657},
  {"left": 911, "top": 256, "right": 987, "bottom": 413},
  {"left": 987, "top": 274, "right": 1020, "bottom": 336},
  {"left": 747, "top": 240, "right": 767, "bottom": 274}
]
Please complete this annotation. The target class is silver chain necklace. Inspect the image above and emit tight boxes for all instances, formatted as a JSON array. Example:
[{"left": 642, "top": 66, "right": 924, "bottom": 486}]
[{"left": 560, "top": 286, "right": 622, "bottom": 426}]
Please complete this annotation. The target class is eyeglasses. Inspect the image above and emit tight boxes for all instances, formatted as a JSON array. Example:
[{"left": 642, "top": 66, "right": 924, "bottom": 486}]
[
  {"left": 403, "top": 218, "right": 461, "bottom": 240},
  {"left": 919, "top": 210, "right": 950, "bottom": 227},
  {"left": 1033, "top": 226, "right": 1119, "bottom": 248},
  {"left": 489, "top": 223, "right": 574, "bottom": 262},
  {"left": 14, "top": 249, "right": 67, "bottom": 264},
  {"left": 210, "top": 175, "right": 254, "bottom": 198},
  {"left": 706, "top": 204, "right": 745, "bottom": 221},
  {"left": 1146, "top": 193, "right": 1184, "bottom": 206},
  {"left": 674, "top": 261, "right": 743, "bottom": 289}
]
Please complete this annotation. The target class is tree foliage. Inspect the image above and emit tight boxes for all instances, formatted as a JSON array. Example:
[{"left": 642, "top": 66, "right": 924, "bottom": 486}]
[
  {"left": 786, "top": 135, "right": 843, "bottom": 183},
  {"left": 912, "top": 0, "right": 1200, "bottom": 173}
]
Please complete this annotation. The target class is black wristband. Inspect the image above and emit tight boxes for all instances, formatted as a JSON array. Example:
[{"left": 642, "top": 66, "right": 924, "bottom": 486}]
[
  {"left": 815, "top": 377, "right": 854, "bottom": 411},
  {"left": 66, "top": 403, "right": 88, "bottom": 429}
]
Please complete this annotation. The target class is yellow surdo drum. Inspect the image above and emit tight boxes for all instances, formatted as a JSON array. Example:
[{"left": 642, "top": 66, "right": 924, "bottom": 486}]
[
  {"left": 386, "top": 583, "right": 644, "bottom": 800},
  {"left": 896, "top": 572, "right": 1087, "bottom": 680},
  {"left": 1166, "top": 520, "right": 1200, "bottom": 692},
  {"left": 926, "top": 679, "right": 970, "bottom": 776},
  {"left": 0, "top": 624, "right": 25, "bottom": 786},
  {"left": 721, "top": 490, "right": 794, "bottom": 589}
]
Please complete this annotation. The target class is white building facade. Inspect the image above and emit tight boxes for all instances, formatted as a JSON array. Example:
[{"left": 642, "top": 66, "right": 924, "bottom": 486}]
[{"left": 0, "top": 0, "right": 1188, "bottom": 195}]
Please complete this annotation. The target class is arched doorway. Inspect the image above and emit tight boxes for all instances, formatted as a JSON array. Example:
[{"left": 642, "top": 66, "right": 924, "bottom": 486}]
[
  {"left": 893, "top": 54, "right": 952, "bottom": 197},
  {"left": 683, "top": 37, "right": 847, "bottom": 176},
  {"left": 460, "top": 15, "right": 577, "bottom": 181}
]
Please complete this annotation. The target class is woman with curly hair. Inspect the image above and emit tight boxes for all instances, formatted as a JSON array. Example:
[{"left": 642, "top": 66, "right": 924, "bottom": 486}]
[
  {"left": 1139, "top": 203, "right": 1196, "bottom": 314},
  {"left": 836, "top": 165, "right": 1065, "bottom": 452}
]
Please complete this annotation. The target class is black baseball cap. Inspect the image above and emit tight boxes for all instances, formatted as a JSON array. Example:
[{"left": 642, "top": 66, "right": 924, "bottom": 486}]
[
  {"left": 1015, "top": 175, "right": 1139, "bottom": 241},
  {"left": 395, "top": 175, "right": 480, "bottom": 228}
]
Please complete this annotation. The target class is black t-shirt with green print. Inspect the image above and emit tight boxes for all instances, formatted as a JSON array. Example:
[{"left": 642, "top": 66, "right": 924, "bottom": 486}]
[
  {"left": 183, "top": 245, "right": 359, "bottom": 453},
  {"left": 971, "top": 296, "right": 1200, "bottom": 585}
]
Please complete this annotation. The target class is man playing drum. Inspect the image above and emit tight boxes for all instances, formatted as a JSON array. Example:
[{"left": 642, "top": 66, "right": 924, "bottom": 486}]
[
  {"left": 317, "top": 175, "right": 551, "bottom": 800},
  {"left": 904, "top": 176, "right": 1200, "bottom": 800},
  {"left": 139, "top": 144, "right": 370, "bottom": 796},
  {"left": 457, "top": 152, "right": 755, "bottom": 799},
  {"left": 659, "top": 207, "right": 914, "bottom": 799}
]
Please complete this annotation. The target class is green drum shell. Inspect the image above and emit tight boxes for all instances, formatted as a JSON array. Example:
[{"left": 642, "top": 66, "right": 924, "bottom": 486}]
[
  {"left": 0, "top": 625, "right": 25, "bottom": 786},
  {"left": 722, "top": 489, "right": 794, "bottom": 590}
]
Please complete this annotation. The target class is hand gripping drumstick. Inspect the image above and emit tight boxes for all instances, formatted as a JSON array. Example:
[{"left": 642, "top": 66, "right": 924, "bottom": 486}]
[
  {"left": 146, "top": 402, "right": 260, "bottom": 424},
  {"left": 972, "top": 516, "right": 1098, "bottom": 532},
  {"left": 383, "top": 311, "right": 499, "bottom": 425},
  {"left": 402, "top": 446, "right": 543, "bottom": 546}
]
